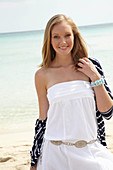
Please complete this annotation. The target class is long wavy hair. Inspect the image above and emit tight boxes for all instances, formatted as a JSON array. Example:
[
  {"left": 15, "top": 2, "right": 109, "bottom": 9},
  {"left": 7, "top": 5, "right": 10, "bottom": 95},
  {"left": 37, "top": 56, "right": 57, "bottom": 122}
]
[{"left": 39, "top": 14, "right": 88, "bottom": 69}]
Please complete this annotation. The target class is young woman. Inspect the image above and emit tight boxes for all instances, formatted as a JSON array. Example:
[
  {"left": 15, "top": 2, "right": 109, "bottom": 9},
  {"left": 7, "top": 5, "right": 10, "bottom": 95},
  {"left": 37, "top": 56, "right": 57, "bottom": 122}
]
[{"left": 30, "top": 14, "right": 113, "bottom": 170}]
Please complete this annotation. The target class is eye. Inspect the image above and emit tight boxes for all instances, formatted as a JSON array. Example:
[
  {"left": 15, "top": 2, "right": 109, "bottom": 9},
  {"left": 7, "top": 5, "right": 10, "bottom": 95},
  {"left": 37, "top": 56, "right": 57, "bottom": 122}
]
[
  {"left": 53, "top": 35, "right": 59, "bottom": 39},
  {"left": 65, "top": 34, "right": 71, "bottom": 37}
]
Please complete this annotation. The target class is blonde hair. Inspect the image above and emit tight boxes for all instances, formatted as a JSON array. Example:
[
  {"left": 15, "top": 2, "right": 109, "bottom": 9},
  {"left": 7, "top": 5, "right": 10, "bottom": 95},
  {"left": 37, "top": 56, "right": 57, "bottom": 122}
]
[{"left": 39, "top": 14, "right": 88, "bottom": 69}]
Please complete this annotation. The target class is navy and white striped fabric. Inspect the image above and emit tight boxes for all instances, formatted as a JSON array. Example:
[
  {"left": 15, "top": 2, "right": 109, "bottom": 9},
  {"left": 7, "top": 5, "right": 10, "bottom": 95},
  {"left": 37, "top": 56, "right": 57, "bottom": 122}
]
[
  {"left": 30, "top": 118, "right": 47, "bottom": 168},
  {"left": 30, "top": 58, "right": 113, "bottom": 168},
  {"left": 89, "top": 58, "right": 113, "bottom": 146}
]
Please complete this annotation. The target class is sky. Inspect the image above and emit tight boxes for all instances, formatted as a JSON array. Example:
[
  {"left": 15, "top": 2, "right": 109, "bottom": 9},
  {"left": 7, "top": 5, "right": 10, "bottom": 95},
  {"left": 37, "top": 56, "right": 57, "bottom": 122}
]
[{"left": 0, "top": 0, "right": 113, "bottom": 33}]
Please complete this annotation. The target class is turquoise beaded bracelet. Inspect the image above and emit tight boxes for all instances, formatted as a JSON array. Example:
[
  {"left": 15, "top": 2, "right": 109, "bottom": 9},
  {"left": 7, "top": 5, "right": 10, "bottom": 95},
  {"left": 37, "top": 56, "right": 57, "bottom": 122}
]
[{"left": 91, "top": 78, "right": 104, "bottom": 87}]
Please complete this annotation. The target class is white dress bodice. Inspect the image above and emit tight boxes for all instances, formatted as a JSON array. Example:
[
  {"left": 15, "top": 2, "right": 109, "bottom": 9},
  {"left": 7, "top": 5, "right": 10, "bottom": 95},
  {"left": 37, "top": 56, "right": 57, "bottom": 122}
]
[{"left": 44, "top": 80, "right": 98, "bottom": 141}]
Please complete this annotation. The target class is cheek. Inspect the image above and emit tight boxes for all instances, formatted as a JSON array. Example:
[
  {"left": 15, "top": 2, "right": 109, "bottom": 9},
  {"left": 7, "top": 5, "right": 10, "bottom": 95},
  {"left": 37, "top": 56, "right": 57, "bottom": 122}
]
[
  {"left": 72, "top": 36, "right": 74, "bottom": 46},
  {"left": 72, "top": 38, "right": 74, "bottom": 46},
  {"left": 68, "top": 38, "right": 74, "bottom": 46},
  {"left": 51, "top": 39, "right": 58, "bottom": 48},
  {"left": 51, "top": 41, "right": 56, "bottom": 52}
]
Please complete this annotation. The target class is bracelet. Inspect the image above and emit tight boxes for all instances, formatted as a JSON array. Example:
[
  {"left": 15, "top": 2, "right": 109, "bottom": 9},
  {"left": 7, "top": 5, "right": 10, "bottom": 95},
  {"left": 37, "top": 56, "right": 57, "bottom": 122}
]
[{"left": 91, "top": 78, "right": 104, "bottom": 87}]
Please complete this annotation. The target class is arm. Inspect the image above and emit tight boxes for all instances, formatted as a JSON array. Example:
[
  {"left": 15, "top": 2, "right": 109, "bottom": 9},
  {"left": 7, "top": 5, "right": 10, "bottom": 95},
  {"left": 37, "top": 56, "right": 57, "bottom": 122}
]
[
  {"left": 89, "top": 58, "right": 113, "bottom": 119},
  {"left": 30, "top": 68, "right": 49, "bottom": 169},
  {"left": 30, "top": 118, "right": 47, "bottom": 169},
  {"left": 77, "top": 57, "right": 113, "bottom": 118}
]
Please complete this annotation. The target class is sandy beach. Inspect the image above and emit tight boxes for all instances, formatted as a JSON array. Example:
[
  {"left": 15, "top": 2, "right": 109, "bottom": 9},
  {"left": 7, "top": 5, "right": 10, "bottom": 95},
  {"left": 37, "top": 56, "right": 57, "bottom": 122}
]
[
  {"left": 0, "top": 118, "right": 113, "bottom": 170},
  {"left": 0, "top": 125, "right": 34, "bottom": 170}
]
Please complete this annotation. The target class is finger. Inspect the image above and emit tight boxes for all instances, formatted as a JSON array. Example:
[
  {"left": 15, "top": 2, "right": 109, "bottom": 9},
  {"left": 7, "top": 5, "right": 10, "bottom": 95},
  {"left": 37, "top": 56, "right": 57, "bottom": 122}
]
[
  {"left": 77, "top": 62, "right": 84, "bottom": 68},
  {"left": 77, "top": 67, "right": 84, "bottom": 73},
  {"left": 83, "top": 58, "right": 92, "bottom": 64},
  {"left": 82, "top": 57, "right": 90, "bottom": 62},
  {"left": 79, "top": 58, "right": 88, "bottom": 64}
]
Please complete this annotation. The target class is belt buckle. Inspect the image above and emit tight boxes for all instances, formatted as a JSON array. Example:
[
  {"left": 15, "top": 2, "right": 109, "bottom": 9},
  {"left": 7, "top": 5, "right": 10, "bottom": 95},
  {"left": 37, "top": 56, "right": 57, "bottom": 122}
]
[{"left": 75, "top": 140, "right": 87, "bottom": 148}]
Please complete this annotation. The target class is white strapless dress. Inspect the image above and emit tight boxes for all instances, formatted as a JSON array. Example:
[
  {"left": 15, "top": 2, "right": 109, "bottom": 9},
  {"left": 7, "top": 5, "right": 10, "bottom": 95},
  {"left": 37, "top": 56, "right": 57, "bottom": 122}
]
[{"left": 37, "top": 80, "right": 113, "bottom": 170}]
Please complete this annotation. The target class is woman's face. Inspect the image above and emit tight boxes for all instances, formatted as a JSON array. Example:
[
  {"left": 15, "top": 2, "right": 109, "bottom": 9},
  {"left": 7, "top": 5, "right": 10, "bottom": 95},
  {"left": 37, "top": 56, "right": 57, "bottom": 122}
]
[{"left": 51, "top": 21, "right": 74, "bottom": 57}]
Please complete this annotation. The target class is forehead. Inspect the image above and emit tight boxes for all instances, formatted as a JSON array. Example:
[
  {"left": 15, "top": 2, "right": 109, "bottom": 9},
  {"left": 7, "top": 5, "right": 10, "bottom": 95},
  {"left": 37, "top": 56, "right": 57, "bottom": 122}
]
[{"left": 51, "top": 21, "right": 72, "bottom": 34}]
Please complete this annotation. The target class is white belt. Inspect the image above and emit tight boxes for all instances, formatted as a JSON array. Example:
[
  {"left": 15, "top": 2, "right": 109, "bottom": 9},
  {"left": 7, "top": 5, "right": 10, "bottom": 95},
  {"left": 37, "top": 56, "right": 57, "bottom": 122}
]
[{"left": 50, "top": 139, "right": 97, "bottom": 148}]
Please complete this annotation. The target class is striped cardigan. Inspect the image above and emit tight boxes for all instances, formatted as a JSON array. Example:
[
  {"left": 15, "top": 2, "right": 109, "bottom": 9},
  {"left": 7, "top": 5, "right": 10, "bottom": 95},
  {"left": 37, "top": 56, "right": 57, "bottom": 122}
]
[
  {"left": 30, "top": 58, "right": 113, "bottom": 168},
  {"left": 89, "top": 58, "right": 113, "bottom": 146}
]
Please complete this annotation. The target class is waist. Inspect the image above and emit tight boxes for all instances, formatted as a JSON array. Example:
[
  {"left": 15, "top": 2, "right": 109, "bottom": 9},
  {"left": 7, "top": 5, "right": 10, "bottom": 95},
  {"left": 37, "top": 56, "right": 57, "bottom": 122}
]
[{"left": 50, "top": 139, "right": 97, "bottom": 148}]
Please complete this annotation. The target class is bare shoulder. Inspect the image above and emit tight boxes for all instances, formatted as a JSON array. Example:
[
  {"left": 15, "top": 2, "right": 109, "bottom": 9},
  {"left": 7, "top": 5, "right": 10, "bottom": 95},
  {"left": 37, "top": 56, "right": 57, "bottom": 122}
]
[
  {"left": 35, "top": 67, "right": 49, "bottom": 120},
  {"left": 35, "top": 67, "right": 46, "bottom": 81},
  {"left": 35, "top": 67, "right": 48, "bottom": 90}
]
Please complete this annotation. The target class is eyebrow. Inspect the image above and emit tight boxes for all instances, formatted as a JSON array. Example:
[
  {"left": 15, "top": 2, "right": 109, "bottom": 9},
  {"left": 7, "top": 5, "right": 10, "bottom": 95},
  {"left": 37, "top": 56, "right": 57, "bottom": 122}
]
[{"left": 52, "top": 32, "right": 71, "bottom": 35}]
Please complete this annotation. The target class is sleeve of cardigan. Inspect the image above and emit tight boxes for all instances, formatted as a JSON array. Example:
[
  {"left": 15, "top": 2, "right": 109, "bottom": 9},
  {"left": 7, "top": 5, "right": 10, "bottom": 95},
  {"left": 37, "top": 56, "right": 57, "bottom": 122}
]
[
  {"left": 30, "top": 118, "right": 47, "bottom": 168},
  {"left": 89, "top": 57, "right": 113, "bottom": 120}
]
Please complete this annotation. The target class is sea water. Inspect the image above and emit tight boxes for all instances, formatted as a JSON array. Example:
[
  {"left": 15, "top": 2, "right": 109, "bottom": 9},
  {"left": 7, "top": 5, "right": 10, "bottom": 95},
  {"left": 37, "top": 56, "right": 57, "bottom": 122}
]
[{"left": 0, "top": 23, "right": 113, "bottom": 131}]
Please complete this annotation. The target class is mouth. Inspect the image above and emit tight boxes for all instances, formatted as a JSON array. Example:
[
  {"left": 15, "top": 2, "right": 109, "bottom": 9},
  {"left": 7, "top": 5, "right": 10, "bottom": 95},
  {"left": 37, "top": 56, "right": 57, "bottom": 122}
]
[{"left": 59, "top": 46, "right": 68, "bottom": 50}]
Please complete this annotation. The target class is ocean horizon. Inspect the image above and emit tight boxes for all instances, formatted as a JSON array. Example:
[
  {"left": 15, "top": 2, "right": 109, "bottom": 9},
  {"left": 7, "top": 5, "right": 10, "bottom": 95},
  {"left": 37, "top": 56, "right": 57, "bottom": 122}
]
[
  {"left": 0, "top": 22, "right": 113, "bottom": 132},
  {"left": 0, "top": 22, "right": 113, "bottom": 35}
]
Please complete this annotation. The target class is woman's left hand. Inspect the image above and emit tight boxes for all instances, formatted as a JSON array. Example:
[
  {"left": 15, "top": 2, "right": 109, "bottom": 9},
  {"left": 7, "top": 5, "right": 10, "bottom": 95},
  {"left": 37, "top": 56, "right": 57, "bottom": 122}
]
[{"left": 77, "top": 58, "right": 101, "bottom": 82}]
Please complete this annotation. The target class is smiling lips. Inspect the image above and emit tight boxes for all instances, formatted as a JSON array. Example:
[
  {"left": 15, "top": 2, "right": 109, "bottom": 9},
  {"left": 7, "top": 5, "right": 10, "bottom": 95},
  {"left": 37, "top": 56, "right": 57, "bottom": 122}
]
[{"left": 59, "top": 46, "right": 68, "bottom": 50}]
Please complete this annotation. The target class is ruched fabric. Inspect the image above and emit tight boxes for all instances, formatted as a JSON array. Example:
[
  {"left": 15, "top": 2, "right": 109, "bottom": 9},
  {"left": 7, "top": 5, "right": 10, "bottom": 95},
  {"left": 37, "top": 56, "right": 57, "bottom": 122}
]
[{"left": 44, "top": 80, "right": 97, "bottom": 141}]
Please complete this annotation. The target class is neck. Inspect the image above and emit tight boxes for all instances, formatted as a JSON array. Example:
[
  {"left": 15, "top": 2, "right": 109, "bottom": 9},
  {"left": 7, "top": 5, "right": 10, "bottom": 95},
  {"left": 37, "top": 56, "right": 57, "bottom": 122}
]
[{"left": 53, "top": 54, "right": 74, "bottom": 67}]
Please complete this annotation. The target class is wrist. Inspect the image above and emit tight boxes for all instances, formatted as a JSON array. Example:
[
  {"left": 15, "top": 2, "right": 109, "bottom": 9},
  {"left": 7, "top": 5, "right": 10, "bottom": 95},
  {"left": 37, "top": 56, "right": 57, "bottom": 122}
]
[
  {"left": 91, "top": 77, "right": 104, "bottom": 87},
  {"left": 90, "top": 74, "right": 101, "bottom": 82}
]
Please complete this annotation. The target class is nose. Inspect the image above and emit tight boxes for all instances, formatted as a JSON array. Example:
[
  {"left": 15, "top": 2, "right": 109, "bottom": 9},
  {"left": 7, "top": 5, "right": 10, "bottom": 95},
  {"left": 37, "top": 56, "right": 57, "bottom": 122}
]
[{"left": 60, "top": 37, "right": 66, "bottom": 44}]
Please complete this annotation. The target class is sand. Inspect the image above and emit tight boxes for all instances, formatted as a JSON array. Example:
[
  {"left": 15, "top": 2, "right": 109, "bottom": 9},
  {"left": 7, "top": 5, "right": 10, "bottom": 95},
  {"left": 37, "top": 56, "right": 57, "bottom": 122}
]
[
  {"left": 105, "top": 118, "right": 113, "bottom": 153},
  {"left": 0, "top": 119, "right": 113, "bottom": 170},
  {"left": 0, "top": 125, "right": 33, "bottom": 170}
]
